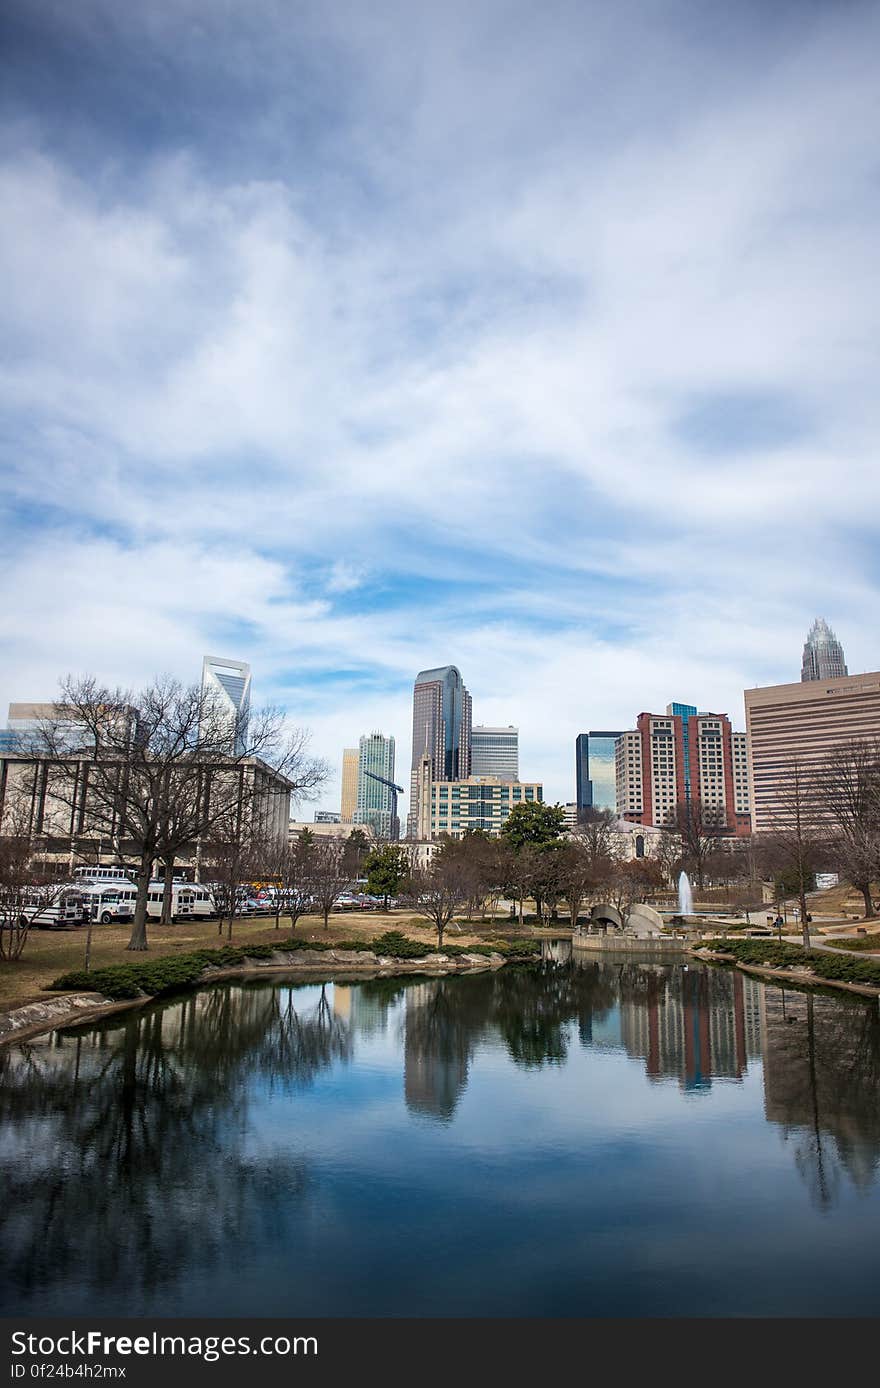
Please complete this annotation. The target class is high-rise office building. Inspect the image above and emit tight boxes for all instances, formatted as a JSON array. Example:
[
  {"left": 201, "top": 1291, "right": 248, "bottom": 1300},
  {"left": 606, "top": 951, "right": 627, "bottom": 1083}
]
[
  {"left": 340, "top": 747, "right": 359, "bottom": 822},
  {"left": 576, "top": 731, "right": 625, "bottom": 817},
  {"left": 616, "top": 706, "right": 750, "bottom": 834},
  {"left": 745, "top": 670, "right": 880, "bottom": 831},
  {"left": 471, "top": 726, "right": 518, "bottom": 780},
  {"left": 408, "top": 665, "right": 472, "bottom": 836},
  {"left": 201, "top": 656, "right": 251, "bottom": 755},
  {"left": 356, "top": 731, "right": 397, "bottom": 838},
  {"left": 801, "top": 618, "right": 848, "bottom": 682}
]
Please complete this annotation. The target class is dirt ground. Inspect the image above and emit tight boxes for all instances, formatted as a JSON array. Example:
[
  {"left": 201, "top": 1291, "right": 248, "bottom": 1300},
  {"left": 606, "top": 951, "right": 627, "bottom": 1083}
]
[{"left": 0, "top": 908, "right": 535, "bottom": 1012}]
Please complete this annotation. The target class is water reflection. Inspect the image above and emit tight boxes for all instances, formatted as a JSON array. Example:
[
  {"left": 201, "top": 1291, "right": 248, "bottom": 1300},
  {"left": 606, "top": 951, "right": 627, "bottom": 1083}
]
[
  {"left": 0, "top": 982, "right": 346, "bottom": 1306},
  {"left": 1, "top": 960, "right": 880, "bottom": 1315}
]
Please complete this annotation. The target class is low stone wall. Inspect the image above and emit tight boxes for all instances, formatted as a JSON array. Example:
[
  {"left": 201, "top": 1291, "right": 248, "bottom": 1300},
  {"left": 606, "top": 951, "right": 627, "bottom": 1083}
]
[{"left": 572, "top": 936, "right": 689, "bottom": 955}]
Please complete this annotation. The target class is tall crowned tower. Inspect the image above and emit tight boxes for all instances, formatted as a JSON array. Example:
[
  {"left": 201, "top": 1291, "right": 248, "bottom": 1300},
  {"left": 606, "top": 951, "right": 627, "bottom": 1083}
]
[
  {"left": 408, "top": 665, "right": 472, "bottom": 836},
  {"left": 201, "top": 656, "right": 251, "bottom": 754},
  {"left": 801, "top": 619, "right": 848, "bottom": 682}
]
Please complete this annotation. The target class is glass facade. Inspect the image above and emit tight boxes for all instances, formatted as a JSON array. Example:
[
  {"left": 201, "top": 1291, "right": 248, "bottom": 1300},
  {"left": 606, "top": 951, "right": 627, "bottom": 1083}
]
[
  {"left": 201, "top": 656, "right": 251, "bottom": 755},
  {"left": 471, "top": 726, "right": 518, "bottom": 780},
  {"left": 577, "top": 731, "right": 624, "bottom": 816},
  {"left": 356, "top": 732, "right": 396, "bottom": 838},
  {"left": 408, "top": 665, "right": 472, "bottom": 835},
  {"left": 667, "top": 703, "right": 697, "bottom": 802}
]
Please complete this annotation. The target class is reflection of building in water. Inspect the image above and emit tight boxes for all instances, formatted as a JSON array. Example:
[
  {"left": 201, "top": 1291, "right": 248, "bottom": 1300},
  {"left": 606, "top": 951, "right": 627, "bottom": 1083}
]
[
  {"left": 620, "top": 965, "right": 751, "bottom": 1091},
  {"left": 403, "top": 982, "right": 470, "bottom": 1122},
  {"left": 333, "top": 984, "right": 393, "bottom": 1037},
  {"left": 741, "top": 975, "right": 764, "bottom": 1061},
  {"left": 761, "top": 987, "right": 880, "bottom": 1197}
]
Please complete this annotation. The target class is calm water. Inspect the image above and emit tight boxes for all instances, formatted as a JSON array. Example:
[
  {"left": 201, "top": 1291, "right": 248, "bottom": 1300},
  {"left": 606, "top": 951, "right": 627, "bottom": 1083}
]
[{"left": 2, "top": 955, "right": 880, "bottom": 1317}]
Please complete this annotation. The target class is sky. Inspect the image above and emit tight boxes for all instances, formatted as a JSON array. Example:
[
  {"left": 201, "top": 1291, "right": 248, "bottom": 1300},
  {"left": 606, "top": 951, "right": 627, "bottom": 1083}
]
[{"left": 1, "top": 0, "right": 879, "bottom": 814}]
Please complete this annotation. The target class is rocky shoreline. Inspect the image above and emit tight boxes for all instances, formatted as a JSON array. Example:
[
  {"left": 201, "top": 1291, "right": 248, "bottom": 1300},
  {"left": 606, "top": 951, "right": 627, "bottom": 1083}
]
[{"left": 0, "top": 947, "right": 518, "bottom": 1048}]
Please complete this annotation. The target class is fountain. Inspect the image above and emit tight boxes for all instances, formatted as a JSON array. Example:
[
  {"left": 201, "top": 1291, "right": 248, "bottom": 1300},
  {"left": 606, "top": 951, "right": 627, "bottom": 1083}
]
[{"left": 678, "top": 871, "right": 694, "bottom": 917}]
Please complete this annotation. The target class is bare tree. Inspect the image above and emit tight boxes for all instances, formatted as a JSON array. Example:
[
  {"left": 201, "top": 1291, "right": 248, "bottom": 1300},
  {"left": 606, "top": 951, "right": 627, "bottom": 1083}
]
[
  {"left": 308, "top": 837, "right": 356, "bottom": 929},
  {"left": 403, "top": 846, "right": 469, "bottom": 949},
  {"left": 0, "top": 768, "right": 72, "bottom": 962},
  {"left": 759, "top": 757, "right": 825, "bottom": 949},
  {"left": 661, "top": 797, "right": 725, "bottom": 890},
  {"left": 37, "top": 676, "right": 327, "bottom": 951},
  {"left": 203, "top": 827, "right": 261, "bottom": 942},
  {"left": 816, "top": 740, "right": 880, "bottom": 919}
]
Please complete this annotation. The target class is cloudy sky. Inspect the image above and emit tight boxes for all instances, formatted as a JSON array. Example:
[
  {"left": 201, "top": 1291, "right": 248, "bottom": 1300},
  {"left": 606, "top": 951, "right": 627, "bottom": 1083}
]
[{"left": 1, "top": 0, "right": 878, "bottom": 812}]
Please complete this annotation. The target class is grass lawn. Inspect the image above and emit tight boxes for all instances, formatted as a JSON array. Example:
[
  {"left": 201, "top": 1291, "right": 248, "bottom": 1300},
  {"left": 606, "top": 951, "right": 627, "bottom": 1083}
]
[{"left": 0, "top": 909, "right": 538, "bottom": 1013}]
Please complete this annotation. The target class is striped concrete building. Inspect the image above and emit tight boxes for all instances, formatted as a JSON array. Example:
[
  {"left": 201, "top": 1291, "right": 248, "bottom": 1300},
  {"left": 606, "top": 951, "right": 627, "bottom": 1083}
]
[{"left": 745, "top": 671, "right": 880, "bottom": 832}]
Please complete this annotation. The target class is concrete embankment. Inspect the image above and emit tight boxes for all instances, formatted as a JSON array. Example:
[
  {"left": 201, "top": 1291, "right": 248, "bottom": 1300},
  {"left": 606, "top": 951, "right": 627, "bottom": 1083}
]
[
  {"left": 0, "top": 948, "right": 517, "bottom": 1047},
  {"left": 573, "top": 936, "right": 689, "bottom": 956}
]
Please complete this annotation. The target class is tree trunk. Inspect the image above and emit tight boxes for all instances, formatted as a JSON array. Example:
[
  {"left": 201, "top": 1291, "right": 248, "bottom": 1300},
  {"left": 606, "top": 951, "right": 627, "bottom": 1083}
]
[
  {"left": 127, "top": 857, "right": 151, "bottom": 951},
  {"left": 800, "top": 886, "right": 811, "bottom": 950},
  {"left": 83, "top": 913, "right": 94, "bottom": 972},
  {"left": 437, "top": 920, "right": 444, "bottom": 950},
  {"left": 160, "top": 860, "right": 175, "bottom": 925},
  {"left": 861, "top": 884, "right": 875, "bottom": 918},
  {"left": 323, "top": 904, "right": 330, "bottom": 929}
]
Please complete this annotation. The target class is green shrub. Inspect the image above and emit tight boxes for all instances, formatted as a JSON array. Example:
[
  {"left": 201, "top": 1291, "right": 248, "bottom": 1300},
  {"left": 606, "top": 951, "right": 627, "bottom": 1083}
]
[
  {"left": 47, "top": 932, "right": 462, "bottom": 1000},
  {"left": 702, "top": 937, "right": 880, "bottom": 988}
]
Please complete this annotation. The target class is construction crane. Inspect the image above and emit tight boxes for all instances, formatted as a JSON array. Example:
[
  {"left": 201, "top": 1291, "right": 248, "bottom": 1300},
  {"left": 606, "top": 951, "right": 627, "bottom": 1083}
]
[{"left": 362, "top": 769, "right": 405, "bottom": 840}]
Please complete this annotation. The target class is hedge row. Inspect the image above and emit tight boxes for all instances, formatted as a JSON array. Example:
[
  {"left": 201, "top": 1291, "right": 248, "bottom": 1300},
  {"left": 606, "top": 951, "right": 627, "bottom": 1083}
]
[
  {"left": 703, "top": 938, "right": 880, "bottom": 988},
  {"left": 48, "top": 932, "right": 539, "bottom": 1001}
]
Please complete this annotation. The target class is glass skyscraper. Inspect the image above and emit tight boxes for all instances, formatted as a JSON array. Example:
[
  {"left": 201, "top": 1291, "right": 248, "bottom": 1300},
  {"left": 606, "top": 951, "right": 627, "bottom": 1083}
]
[
  {"left": 471, "top": 726, "right": 518, "bottom": 780},
  {"left": 576, "top": 731, "right": 624, "bottom": 816},
  {"left": 356, "top": 731, "right": 397, "bottom": 838},
  {"left": 408, "top": 665, "right": 472, "bottom": 836},
  {"left": 201, "top": 656, "right": 251, "bottom": 755}
]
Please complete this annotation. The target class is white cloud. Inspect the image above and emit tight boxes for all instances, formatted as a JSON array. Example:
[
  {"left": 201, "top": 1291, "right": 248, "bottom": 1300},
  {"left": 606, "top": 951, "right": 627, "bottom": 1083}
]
[{"left": 1, "top": 0, "right": 879, "bottom": 810}]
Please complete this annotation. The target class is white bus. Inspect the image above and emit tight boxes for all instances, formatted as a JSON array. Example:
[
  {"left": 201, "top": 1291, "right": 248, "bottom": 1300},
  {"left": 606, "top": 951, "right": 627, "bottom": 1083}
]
[
  {"left": 79, "top": 883, "right": 135, "bottom": 925},
  {"left": 17, "top": 886, "right": 87, "bottom": 929},
  {"left": 73, "top": 865, "right": 136, "bottom": 883},
  {"left": 109, "top": 880, "right": 214, "bottom": 923}
]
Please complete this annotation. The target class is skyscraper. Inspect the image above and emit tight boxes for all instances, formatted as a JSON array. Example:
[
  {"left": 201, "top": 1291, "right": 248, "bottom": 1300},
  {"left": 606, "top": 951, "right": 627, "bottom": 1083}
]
[
  {"left": 356, "top": 731, "right": 397, "bottom": 838},
  {"left": 408, "top": 665, "right": 472, "bottom": 836},
  {"left": 801, "top": 618, "right": 848, "bottom": 681},
  {"left": 201, "top": 656, "right": 251, "bottom": 755},
  {"left": 576, "top": 731, "right": 625, "bottom": 817},
  {"left": 340, "top": 747, "right": 359, "bottom": 822},
  {"left": 471, "top": 725, "right": 518, "bottom": 780}
]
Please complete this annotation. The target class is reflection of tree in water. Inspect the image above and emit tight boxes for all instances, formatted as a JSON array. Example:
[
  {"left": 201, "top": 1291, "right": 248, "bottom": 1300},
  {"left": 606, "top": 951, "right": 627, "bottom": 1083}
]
[
  {"left": 490, "top": 961, "right": 617, "bottom": 1068},
  {"left": 401, "top": 962, "right": 622, "bottom": 1120},
  {"left": 762, "top": 986, "right": 880, "bottom": 1209},
  {"left": 266, "top": 984, "right": 352, "bottom": 1092},
  {"left": 0, "top": 981, "right": 352, "bottom": 1309}
]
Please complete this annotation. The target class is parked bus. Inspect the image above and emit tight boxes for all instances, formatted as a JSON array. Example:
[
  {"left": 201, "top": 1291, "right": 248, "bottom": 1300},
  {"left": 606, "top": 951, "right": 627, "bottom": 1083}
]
[
  {"left": 18, "top": 886, "right": 87, "bottom": 929},
  {"left": 73, "top": 865, "right": 136, "bottom": 883},
  {"left": 78, "top": 883, "right": 134, "bottom": 925},
  {"left": 109, "top": 880, "right": 212, "bottom": 923}
]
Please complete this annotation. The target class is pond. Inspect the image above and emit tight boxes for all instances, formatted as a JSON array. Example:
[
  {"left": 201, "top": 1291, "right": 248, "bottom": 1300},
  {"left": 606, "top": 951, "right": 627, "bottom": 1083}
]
[{"left": 2, "top": 956, "right": 880, "bottom": 1317}]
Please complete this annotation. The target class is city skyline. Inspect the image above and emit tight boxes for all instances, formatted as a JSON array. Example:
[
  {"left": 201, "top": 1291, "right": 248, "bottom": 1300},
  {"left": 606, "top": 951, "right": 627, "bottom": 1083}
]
[{"left": 2, "top": 3, "right": 879, "bottom": 814}]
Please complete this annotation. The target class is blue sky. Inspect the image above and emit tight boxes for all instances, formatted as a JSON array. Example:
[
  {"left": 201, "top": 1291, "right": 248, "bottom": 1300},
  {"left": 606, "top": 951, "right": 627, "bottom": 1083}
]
[{"left": 1, "top": 0, "right": 879, "bottom": 812}]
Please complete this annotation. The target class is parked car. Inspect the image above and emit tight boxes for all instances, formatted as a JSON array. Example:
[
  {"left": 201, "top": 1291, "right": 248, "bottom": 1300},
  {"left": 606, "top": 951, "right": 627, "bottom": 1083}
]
[{"left": 333, "top": 892, "right": 361, "bottom": 910}]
